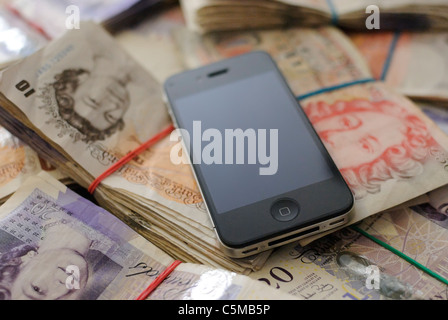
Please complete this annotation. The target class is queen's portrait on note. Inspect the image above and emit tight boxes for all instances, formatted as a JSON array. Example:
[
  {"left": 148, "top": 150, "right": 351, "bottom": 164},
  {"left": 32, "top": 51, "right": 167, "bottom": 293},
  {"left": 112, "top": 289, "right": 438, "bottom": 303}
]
[
  {"left": 0, "top": 215, "right": 122, "bottom": 300},
  {"left": 50, "top": 54, "right": 132, "bottom": 143},
  {"left": 303, "top": 89, "right": 437, "bottom": 200},
  {"left": 0, "top": 222, "right": 91, "bottom": 300}
]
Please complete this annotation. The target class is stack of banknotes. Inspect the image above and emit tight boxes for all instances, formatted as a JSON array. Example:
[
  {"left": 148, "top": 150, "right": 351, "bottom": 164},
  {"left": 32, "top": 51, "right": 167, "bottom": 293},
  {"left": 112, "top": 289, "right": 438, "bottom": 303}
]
[
  {"left": 173, "top": 25, "right": 448, "bottom": 247},
  {"left": 7, "top": 0, "right": 175, "bottom": 38},
  {"left": 181, "top": 0, "right": 448, "bottom": 34},
  {"left": 0, "top": 22, "right": 271, "bottom": 274},
  {"left": 0, "top": 125, "right": 69, "bottom": 203},
  {"left": 0, "top": 0, "right": 177, "bottom": 67},
  {"left": 1, "top": 3, "right": 448, "bottom": 300},
  {"left": 0, "top": 171, "right": 295, "bottom": 300}
]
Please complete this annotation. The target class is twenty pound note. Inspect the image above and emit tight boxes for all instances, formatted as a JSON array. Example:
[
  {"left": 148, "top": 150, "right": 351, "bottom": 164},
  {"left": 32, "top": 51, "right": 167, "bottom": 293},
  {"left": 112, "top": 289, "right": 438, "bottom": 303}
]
[{"left": 0, "top": 172, "right": 296, "bottom": 300}]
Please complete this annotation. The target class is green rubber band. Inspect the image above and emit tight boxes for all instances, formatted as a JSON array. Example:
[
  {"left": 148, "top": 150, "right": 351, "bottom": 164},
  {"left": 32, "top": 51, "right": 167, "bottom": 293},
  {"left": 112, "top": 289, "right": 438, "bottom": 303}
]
[{"left": 350, "top": 225, "right": 448, "bottom": 287}]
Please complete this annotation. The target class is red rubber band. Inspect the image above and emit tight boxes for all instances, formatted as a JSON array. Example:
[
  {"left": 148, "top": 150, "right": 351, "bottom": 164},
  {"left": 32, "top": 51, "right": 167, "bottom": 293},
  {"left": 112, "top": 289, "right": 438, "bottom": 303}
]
[
  {"left": 136, "top": 260, "right": 182, "bottom": 300},
  {"left": 6, "top": 5, "right": 52, "bottom": 40},
  {"left": 88, "top": 124, "right": 175, "bottom": 194}
]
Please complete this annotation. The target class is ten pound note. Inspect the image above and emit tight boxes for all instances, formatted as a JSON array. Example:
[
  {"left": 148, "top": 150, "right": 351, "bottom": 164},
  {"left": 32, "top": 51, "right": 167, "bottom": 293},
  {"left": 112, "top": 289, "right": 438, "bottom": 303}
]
[
  {"left": 0, "top": 172, "right": 296, "bottom": 300},
  {"left": 0, "top": 22, "right": 270, "bottom": 274}
]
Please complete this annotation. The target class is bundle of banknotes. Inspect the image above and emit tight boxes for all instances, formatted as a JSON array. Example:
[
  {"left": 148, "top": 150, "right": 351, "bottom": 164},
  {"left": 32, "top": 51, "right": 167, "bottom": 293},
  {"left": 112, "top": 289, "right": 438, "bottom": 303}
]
[
  {"left": 181, "top": 0, "right": 448, "bottom": 34},
  {"left": 0, "top": 21, "right": 272, "bottom": 275},
  {"left": 0, "top": 171, "right": 296, "bottom": 300},
  {"left": 0, "top": 125, "right": 70, "bottom": 204},
  {"left": 0, "top": 0, "right": 177, "bottom": 67},
  {"left": 168, "top": 13, "right": 448, "bottom": 299},
  {"left": 250, "top": 190, "right": 448, "bottom": 300},
  {"left": 1, "top": 3, "right": 448, "bottom": 300},
  {"left": 3, "top": 170, "right": 448, "bottom": 300},
  {"left": 8, "top": 0, "right": 176, "bottom": 38},
  {"left": 173, "top": 25, "right": 448, "bottom": 246}
]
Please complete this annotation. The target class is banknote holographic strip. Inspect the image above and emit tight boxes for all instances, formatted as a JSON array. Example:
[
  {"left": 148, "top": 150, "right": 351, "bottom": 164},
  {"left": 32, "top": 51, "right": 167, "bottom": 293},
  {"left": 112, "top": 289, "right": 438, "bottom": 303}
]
[
  {"left": 136, "top": 260, "right": 183, "bottom": 300},
  {"left": 88, "top": 124, "right": 175, "bottom": 194},
  {"left": 350, "top": 225, "right": 448, "bottom": 287}
]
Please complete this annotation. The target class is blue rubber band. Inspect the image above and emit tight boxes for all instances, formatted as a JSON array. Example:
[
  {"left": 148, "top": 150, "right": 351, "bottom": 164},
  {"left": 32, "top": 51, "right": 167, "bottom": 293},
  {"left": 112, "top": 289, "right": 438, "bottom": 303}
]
[
  {"left": 380, "top": 32, "right": 401, "bottom": 81},
  {"left": 296, "top": 78, "right": 377, "bottom": 100},
  {"left": 326, "top": 0, "right": 338, "bottom": 25}
]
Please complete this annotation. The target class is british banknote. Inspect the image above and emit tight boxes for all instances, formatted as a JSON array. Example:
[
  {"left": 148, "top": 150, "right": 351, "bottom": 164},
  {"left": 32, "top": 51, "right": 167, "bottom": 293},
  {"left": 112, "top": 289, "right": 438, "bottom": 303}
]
[
  {"left": 350, "top": 31, "right": 448, "bottom": 102},
  {"left": 0, "top": 125, "right": 69, "bottom": 203},
  {"left": 181, "top": 0, "right": 448, "bottom": 33},
  {"left": 174, "top": 26, "right": 448, "bottom": 245},
  {"left": 0, "top": 172, "right": 296, "bottom": 300},
  {"left": 250, "top": 197, "right": 448, "bottom": 300},
  {"left": 0, "top": 22, "right": 269, "bottom": 273}
]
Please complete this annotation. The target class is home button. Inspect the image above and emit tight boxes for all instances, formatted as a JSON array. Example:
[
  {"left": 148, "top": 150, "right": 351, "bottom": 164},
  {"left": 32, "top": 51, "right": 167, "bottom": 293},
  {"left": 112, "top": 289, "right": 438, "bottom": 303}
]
[{"left": 271, "top": 199, "right": 300, "bottom": 222}]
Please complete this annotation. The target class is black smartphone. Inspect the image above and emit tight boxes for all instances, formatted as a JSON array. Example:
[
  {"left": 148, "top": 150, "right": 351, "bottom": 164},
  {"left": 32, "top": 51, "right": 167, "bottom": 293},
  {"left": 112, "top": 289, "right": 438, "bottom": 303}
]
[{"left": 163, "top": 51, "right": 354, "bottom": 258}]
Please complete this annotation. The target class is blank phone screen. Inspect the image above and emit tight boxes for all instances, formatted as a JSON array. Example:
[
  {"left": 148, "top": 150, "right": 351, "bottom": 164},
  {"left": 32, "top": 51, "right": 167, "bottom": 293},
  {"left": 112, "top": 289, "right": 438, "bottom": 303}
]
[{"left": 174, "top": 71, "right": 334, "bottom": 214}]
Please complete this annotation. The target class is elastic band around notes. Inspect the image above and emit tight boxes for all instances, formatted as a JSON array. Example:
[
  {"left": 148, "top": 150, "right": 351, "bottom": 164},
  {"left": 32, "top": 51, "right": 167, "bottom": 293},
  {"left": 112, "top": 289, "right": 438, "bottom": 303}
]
[
  {"left": 350, "top": 225, "right": 448, "bottom": 287},
  {"left": 136, "top": 260, "right": 182, "bottom": 300},
  {"left": 88, "top": 124, "right": 175, "bottom": 194},
  {"left": 380, "top": 32, "right": 401, "bottom": 81},
  {"left": 326, "top": 0, "right": 339, "bottom": 25},
  {"left": 6, "top": 5, "right": 52, "bottom": 40},
  {"left": 296, "top": 78, "right": 376, "bottom": 101}
]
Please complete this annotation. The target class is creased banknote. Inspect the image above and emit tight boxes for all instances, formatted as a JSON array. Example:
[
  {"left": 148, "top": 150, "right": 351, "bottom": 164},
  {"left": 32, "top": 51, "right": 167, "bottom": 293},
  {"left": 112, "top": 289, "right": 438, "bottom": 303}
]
[
  {"left": 0, "top": 22, "right": 269, "bottom": 274},
  {"left": 0, "top": 172, "right": 297, "bottom": 300},
  {"left": 250, "top": 187, "right": 448, "bottom": 300}
]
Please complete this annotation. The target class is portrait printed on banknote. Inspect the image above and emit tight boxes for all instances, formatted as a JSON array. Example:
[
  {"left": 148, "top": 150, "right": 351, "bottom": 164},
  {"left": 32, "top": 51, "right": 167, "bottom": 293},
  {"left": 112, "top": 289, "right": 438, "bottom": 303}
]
[
  {"left": 0, "top": 188, "right": 140, "bottom": 300},
  {"left": 40, "top": 53, "right": 133, "bottom": 144},
  {"left": 13, "top": 22, "right": 171, "bottom": 177},
  {"left": 302, "top": 83, "right": 446, "bottom": 201}
]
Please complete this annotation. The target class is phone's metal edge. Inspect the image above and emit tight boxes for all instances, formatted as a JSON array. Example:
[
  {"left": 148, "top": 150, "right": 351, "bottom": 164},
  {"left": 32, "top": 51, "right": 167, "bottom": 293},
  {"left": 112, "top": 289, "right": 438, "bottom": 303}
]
[
  {"left": 163, "top": 91, "right": 354, "bottom": 260},
  {"left": 218, "top": 206, "right": 354, "bottom": 258}
]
